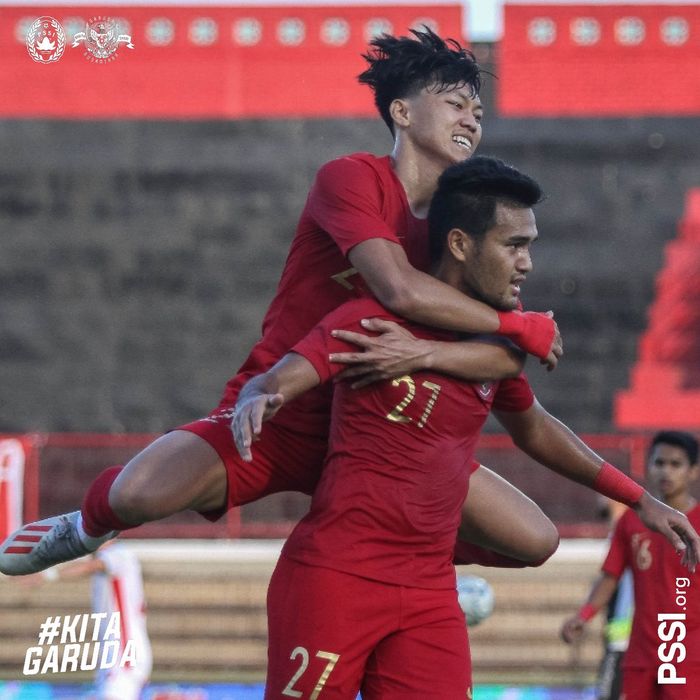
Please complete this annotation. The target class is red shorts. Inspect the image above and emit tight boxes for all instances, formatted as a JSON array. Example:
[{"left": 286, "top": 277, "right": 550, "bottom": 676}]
[
  {"left": 622, "top": 666, "right": 700, "bottom": 700},
  {"left": 178, "top": 401, "right": 481, "bottom": 522},
  {"left": 177, "top": 404, "right": 328, "bottom": 517},
  {"left": 265, "top": 556, "right": 471, "bottom": 700}
]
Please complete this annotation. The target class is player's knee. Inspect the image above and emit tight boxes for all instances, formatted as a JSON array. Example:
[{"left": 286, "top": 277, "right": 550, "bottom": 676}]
[
  {"left": 523, "top": 522, "right": 560, "bottom": 566},
  {"left": 109, "top": 471, "right": 165, "bottom": 524}
]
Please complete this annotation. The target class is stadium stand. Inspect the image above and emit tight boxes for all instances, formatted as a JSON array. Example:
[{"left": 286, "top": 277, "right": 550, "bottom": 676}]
[
  {"left": 616, "top": 189, "right": 700, "bottom": 428},
  {"left": 0, "top": 541, "right": 605, "bottom": 686}
]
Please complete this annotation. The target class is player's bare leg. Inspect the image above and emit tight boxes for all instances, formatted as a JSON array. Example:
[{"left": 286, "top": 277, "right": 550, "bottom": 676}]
[
  {"left": 0, "top": 430, "right": 227, "bottom": 575},
  {"left": 455, "top": 465, "right": 560, "bottom": 566},
  {"left": 109, "top": 430, "right": 227, "bottom": 523}
]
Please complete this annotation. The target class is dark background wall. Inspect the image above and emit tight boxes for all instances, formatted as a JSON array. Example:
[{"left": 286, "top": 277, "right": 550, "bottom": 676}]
[{"left": 1, "top": 116, "right": 699, "bottom": 434}]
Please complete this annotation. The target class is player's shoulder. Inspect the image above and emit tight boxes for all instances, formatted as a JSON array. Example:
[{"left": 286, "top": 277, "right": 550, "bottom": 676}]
[
  {"left": 322, "top": 298, "right": 397, "bottom": 329},
  {"left": 687, "top": 502, "right": 700, "bottom": 525},
  {"left": 316, "top": 152, "right": 391, "bottom": 180},
  {"left": 616, "top": 506, "right": 643, "bottom": 533},
  {"left": 618, "top": 507, "right": 637, "bottom": 524}
]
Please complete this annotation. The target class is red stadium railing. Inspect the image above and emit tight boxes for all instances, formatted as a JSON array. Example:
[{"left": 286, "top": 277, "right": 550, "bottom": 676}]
[{"left": 2, "top": 431, "right": 670, "bottom": 541}]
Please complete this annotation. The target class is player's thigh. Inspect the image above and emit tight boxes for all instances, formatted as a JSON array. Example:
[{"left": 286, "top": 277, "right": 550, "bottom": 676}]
[
  {"left": 659, "top": 667, "right": 699, "bottom": 700},
  {"left": 266, "top": 558, "right": 393, "bottom": 700},
  {"left": 180, "top": 408, "right": 328, "bottom": 506},
  {"left": 110, "top": 429, "right": 228, "bottom": 520},
  {"left": 458, "top": 464, "right": 559, "bottom": 561},
  {"left": 361, "top": 589, "right": 470, "bottom": 700},
  {"left": 620, "top": 667, "right": 659, "bottom": 700},
  {"left": 621, "top": 666, "right": 699, "bottom": 700}
]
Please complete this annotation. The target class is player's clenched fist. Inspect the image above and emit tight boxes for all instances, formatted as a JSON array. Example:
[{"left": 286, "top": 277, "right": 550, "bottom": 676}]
[{"left": 560, "top": 616, "right": 586, "bottom": 644}]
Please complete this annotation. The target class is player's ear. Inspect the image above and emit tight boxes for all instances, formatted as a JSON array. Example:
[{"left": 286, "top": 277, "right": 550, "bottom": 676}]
[
  {"left": 389, "top": 98, "right": 410, "bottom": 130},
  {"left": 688, "top": 463, "right": 699, "bottom": 483},
  {"left": 447, "top": 228, "right": 472, "bottom": 262}
]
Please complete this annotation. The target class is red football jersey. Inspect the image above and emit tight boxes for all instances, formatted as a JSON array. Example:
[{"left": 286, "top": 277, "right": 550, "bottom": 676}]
[
  {"left": 280, "top": 298, "right": 534, "bottom": 590},
  {"left": 221, "top": 153, "right": 428, "bottom": 435},
  {"left": 602, "top": 505, "right": 700, "bottom": 669}
]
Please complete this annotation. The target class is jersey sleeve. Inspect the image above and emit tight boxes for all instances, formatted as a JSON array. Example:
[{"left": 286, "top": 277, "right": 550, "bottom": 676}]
[
  {"left": 601, "top": 515, "right": 630, "bottom": 579},
  {"left": 291, "top": 299, "right": 394, "bottom": 383},
  {"left": 492, "top": 374, "right": 535, "bottom": 412},
  {"left": 306, "top": 156, "right": 402, "bottom": 257}
]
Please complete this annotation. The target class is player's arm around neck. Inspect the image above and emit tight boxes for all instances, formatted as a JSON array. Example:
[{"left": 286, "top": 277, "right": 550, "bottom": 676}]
[
  {"left": 329, "top": 318, "right": 524, "bottom": 388},
  {"left": 349, "top": 237, "right": 499, "bottom": 332},
  {"left": 420, "top": 338, "right": 525, "bottom": 382},
  {"left": 233, "top": 354, "right": 320, "bottom": 462},
  {"left": 348, "top": 238, "right": 559, "bottom": 366}
]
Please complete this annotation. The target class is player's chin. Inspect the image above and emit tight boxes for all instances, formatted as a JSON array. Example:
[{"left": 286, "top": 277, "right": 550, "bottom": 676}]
[
  {"left": 656, "top": 481, "right": 675, "bottom": 496},
  {"left": 445, "top": 145, "right": 472, "bottom": 164},
  {"left": 498, "top": 295, "right": 520, "bottom": 312}
]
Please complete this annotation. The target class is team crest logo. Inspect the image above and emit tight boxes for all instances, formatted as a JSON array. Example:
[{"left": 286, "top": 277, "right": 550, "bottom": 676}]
[
  {"left": 26, "top": 16, "right": 66, "bottom": 64},
  {"left": 478, "top": 382, "right": 493, "bottom": 399},
  {"left": 72, "top": 16, "right": 134, "bottom": 63}
]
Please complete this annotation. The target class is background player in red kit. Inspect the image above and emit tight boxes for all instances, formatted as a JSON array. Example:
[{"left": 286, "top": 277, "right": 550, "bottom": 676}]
[
  {"left": 233, "top": 159, "right": 699, "bottom": 699},
  {"left": 562, "top": 431, "right": 700, "bottom": 699},
  {"left": 0, "top": 29, "right": 565, "bottom": 578}
]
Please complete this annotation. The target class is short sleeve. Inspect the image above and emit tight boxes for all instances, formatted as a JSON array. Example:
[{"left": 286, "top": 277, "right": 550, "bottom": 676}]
[
  {"left": 292, "top": 299, "right": 393, "bottom": 384},
  {"left": 306, "top": 156, "right": 402, "bottom": 257},
  {"left": 492, "top": 374, "right": 535, "bottom": 412},
  {"left": 601, "top": 516, "right": 629, "bottom": 579}
]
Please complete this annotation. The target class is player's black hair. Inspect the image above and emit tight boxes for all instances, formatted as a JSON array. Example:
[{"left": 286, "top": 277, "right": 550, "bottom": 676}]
[
  {"left": 427, "top": 156, "right": 543, "bottom": 264},
  {"left": 650, "top": 431, "right": 699, "bottom": 466},
  {"left": 358, "top": 27, "right": 481, "bottom": 135}
]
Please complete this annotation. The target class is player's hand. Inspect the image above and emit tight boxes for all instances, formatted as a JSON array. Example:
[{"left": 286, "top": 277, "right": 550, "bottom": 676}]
[
  {"left": 231, "top": 393, "right": 285, "bottom": 461},
  {"left": 540, "top": 312, "right": 563, "bottom": 372},
  {"left": 329, "top": 318, "right": 432, "bottom": 388},
  {"left": 635, "top": 492, "right": 700, "bottom": 572},
  {"left": 560, "top": 616, "right": 586, "bottom": 644},
  {"left": 498, "top": 309, "right": 563, "bottom": 368}
]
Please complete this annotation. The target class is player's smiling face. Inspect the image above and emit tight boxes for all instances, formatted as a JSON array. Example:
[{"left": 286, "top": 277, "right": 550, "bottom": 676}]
[
  {"left": 402, "top": 84, "right": 483, "bottom": 168},
  {"left": 458, "top": 203, "right": 537, "bottom": 311},
  {"left": 647, "top": 444, "right": 698, "bottom": 501}
]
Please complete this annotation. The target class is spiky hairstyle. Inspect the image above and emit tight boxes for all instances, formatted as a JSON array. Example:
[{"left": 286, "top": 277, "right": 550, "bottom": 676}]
[
  {"left": 358, "top": 27, "right": 481, "bottom": 135},
  {"left": 428, "top": 156, "right": 543, "bottom": 264}
]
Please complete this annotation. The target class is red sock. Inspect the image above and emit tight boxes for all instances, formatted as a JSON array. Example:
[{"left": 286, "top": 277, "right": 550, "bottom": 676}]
[
  {"left": 81, "top": 466, "right": 134, "bottom": 536},
  {"left": 454, "top": 541, "right": 553, "bottom": 569}
]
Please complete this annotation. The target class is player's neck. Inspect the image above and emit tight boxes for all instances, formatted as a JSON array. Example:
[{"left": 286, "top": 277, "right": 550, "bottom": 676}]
[
  {"left": 390, "top": 144, "right": 444, "bottom": 219},
  {"left": 662, "top": 493, "right": 696, "bottom": 513},
  {"left": 433, "top": 260, "right": 473, "bottom": 298}
]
